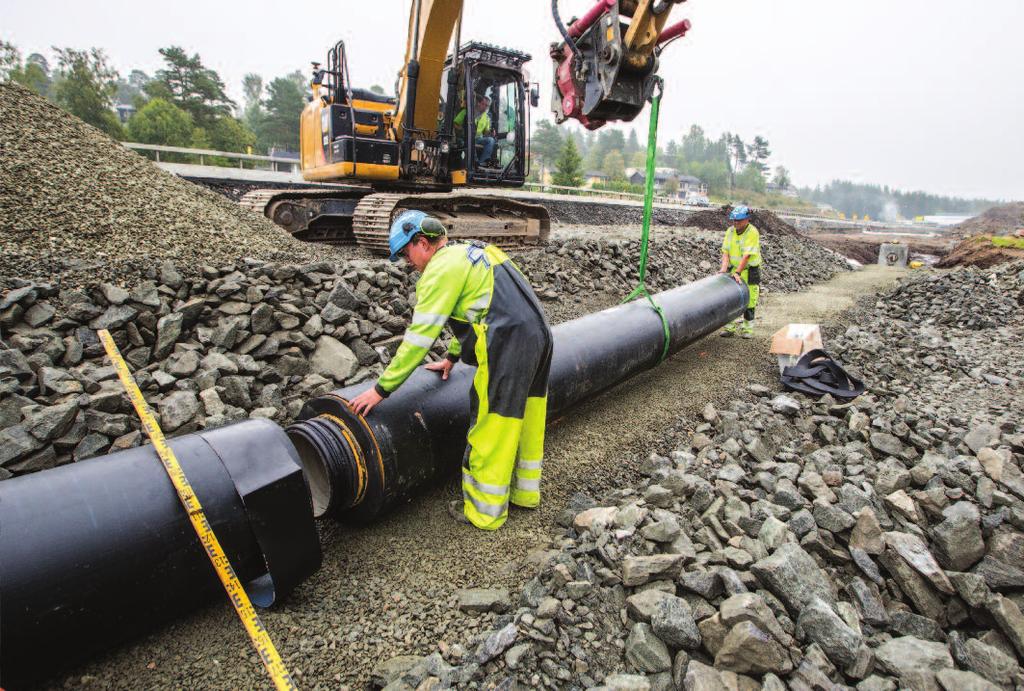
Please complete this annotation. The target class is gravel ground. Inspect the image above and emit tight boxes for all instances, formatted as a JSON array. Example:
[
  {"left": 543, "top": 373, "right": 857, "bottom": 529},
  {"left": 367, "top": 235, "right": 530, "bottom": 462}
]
[
  {"left": 41, "top": 267, "right": 901, "bottom": 690},
  {"left": 0, "top": 82, "right": 352, "bottom": 291}
]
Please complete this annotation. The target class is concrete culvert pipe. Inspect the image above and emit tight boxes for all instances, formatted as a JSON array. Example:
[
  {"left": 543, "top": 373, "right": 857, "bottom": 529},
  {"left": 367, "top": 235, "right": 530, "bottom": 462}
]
[
  {"left": 287, "top": 274, "right": 748, "bottom": 521},
  {"left": 0, "top": 418, "right": 322, "bottom": 689}
]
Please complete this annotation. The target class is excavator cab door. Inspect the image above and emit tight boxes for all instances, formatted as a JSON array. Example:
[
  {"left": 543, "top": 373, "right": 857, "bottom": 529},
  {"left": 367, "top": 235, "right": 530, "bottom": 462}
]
[{"left": 442, "top": 43, "right": 531, "bottom": 187}]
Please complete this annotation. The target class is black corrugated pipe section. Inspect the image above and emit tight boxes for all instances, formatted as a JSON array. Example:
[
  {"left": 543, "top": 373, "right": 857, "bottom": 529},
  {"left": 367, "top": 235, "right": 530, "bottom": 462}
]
[
  {"left": 0, "top": 419, "right": 322, "bottom": 689},
  {"left": 288, "top": 274, "right": 748, "bottom": 521}
]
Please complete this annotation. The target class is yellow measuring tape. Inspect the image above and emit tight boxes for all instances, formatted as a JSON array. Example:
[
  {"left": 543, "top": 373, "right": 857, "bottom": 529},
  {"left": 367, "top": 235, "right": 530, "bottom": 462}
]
[{"left": 98, "top": 329, "right": 296, "bottom": 691}]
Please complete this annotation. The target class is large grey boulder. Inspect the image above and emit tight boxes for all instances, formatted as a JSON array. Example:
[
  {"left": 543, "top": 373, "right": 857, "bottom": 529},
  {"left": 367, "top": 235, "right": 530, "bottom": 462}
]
[
  {"left": 796, "top": 597, "right": 863, "bottom": 667},
  {"left": 158, "top": 391, "right": 200, "bottom": 432},
  {"left": 874, "top": 636, "right": 953, "bottom": 680},
  {"left": 309, "top": 335, "right": 359, "bottom": 382},
  {"left": 651, "top": 596, "right": 701, "bottom": 650},
  {"left": 625, "top": 623, "right": 672, "bottom": 673},
  {"left": 750, "top": 543, "right": 835, "bottom": 614},
  {"left": 714, "top": 621, "right": 793, "bottom": 675}
]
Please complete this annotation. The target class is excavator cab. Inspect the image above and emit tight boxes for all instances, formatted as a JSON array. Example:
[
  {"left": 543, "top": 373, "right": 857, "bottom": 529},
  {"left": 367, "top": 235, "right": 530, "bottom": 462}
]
[{"left": 440, "top": 42, "right": 534, "bottom": 187}]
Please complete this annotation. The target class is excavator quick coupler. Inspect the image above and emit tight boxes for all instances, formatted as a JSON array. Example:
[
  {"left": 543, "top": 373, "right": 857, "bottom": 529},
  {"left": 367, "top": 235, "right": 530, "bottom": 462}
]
[{"left": 550, "top": 0, "right": 690, "bottom": 129}]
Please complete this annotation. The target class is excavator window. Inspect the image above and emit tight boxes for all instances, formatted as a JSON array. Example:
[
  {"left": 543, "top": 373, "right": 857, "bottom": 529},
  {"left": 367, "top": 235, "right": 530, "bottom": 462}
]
[{"left": 466, "top": 64, "right": 525, "bottom": 180}]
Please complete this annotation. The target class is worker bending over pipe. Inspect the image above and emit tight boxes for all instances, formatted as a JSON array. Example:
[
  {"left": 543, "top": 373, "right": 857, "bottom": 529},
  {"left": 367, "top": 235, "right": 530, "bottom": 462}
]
[{"left": 349, "top": 210, "right": 553, "bottom": 530}]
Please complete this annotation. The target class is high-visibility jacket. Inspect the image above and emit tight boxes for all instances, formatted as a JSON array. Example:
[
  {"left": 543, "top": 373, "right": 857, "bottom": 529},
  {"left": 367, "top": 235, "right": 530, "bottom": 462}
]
[
  {"left": 376, "top": 241, "right": 503, "bottom": 395},
  {"left": 721, "top": 223, "right": 762, "bottom": 269},
  {"left": 374, "top": 241, "right": 553, "bottom": 531},
  {"left": 453, "top": 108, "right": 491, "bottom": 137}
]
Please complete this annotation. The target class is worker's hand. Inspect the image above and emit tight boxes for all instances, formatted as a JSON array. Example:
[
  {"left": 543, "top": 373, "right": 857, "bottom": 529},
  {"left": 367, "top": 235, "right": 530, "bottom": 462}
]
[
  {"left": 730, "top": 273, "right": 744, "bottom": 284},
  {"left": 426, "top": 359, "right": 454, "bottom": 381},
  {"left": 349, "top": 387, "right": 384, "bottom": 416},
  {"left": 717, "top": 268, "right": 729, "bottom": 274}
]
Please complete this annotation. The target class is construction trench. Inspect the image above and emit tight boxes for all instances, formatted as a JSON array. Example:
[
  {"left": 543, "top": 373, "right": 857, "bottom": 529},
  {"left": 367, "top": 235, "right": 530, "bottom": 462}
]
[{"left": 0, "top": 275, "right": 746, "bottom": 687}]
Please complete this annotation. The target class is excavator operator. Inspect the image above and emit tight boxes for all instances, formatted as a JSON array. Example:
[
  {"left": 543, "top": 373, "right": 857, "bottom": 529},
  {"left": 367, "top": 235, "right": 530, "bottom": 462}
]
[
  {"left": 454, "top": 93, "right": 496, "bottom": 166},
  {"left": 349, "top": 210, "right": 553, "bottom": 530}
]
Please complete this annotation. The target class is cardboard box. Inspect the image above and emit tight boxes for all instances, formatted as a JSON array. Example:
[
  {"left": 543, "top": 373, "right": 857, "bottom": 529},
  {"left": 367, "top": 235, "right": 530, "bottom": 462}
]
[{"left": 770, "top": 323, "right": 823, "bottom": 374}]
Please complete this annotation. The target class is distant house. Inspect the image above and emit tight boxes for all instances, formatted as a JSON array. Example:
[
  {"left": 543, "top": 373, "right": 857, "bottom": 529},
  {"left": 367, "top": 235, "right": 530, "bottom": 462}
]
[
  {"left": 114, "top": 103, "right": 136, "bottom": 124},
  {"left": 766, "top": 182, "right": 800, "bottom": 199},
  {"left": 626, "top": 167, "right": 707, "bottom": 198},
  {"left": 585, "top": 170, "right": 611, "bottom": 187}
]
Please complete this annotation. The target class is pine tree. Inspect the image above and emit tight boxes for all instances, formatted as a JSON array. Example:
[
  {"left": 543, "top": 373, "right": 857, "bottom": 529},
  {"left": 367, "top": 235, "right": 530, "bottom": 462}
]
[
  {"left": 552, "top": 136, "right": 584, "bottom": 187},
  {"left": 51, "top": 47, "right": 123, "bottom": 139},
  {"left": 146, "top": 46, "right": 235, "bottom": 129}
]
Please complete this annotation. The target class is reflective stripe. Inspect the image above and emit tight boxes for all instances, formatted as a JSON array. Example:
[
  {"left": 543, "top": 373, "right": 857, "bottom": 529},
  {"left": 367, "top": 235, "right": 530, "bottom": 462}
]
[
  {"left": 462, "top": 471, "right": 509, "bottom": 497},
  {"left": 462, "top": 486, "right": 507, "bottom": 518},
  {"left": 517, "top": 459, "right": 542, "bottom": 470},
  {"left": 411, "top": 312, "right": 448, "bottom": 328},
  {"left": 403, "top": 331, "right": 435, "bottom": 349},
  {"left": 514, "top": 477, "right": 540, "bottom": 492},
  {"left": 463, "top": 293, "right": 491, "bottom": 322}
]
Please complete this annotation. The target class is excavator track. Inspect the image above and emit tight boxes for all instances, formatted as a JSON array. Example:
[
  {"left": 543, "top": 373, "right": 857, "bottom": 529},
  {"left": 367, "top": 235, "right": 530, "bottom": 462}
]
[
  {"left": 351, "top": 192, "right": 551, "bottom": 254},
  {"left": 240, "top": 186, "right": 372, "bottom": 244},
  {"left": 240, "top": 188, "right": 550, "bottom": 254}
]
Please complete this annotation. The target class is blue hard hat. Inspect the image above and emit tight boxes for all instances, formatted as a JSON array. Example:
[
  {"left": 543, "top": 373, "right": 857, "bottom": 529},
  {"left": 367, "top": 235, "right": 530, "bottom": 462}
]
[
  {"left": 388, "top": 210, "right": 446, "bottom": 262},
  {"left": 729, "top": 205, "right": 751, "bottom": 221}
]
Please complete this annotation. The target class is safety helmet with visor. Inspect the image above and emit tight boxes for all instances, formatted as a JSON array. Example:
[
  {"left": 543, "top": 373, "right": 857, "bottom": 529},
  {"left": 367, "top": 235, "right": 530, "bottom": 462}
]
[{"left": 388, "top": 210, "right": 447, "bottom": 262}]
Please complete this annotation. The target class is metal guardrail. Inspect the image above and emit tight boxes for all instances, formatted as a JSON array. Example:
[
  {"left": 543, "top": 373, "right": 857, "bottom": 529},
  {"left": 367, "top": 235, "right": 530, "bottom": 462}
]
[
  {"left": 124, "top": 143, "right": 920, "bottom": 228},
  {"left": 122, "top": 142, "right": 299, "bottom": 169}
]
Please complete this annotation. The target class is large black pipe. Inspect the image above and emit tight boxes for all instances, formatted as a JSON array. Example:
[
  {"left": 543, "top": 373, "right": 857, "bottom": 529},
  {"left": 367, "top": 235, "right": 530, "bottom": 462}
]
[
  {"left": 0, "top": 419, "right": 321, "bottom": 688},
  {"left": 287, "top": 274, "right": 747, "bottom": 521}
]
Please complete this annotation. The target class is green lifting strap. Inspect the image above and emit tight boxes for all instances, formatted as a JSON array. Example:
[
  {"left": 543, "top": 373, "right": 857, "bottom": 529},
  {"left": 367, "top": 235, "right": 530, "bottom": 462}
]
[{"left": 622, "top": 78, "right": 671, "bottom": 363}]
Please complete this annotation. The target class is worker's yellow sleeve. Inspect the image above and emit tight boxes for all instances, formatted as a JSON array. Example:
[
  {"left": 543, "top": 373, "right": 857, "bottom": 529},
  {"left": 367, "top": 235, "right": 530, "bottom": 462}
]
[
  {"left": 477, "top": 112, "right": 490, "bottom": 136},
  {"left": 721, "top": 228, "right": 733, "bottom": 253},
  {"left": 454, "top": 108, "right": 466, "bottom": 128},
  {"left": 377, "top": 250, "right": 467, "bottom": 394}
]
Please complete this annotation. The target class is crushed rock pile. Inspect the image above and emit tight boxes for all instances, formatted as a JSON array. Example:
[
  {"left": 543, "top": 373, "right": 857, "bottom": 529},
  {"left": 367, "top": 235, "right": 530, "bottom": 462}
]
[
  {"left": 950, "top": 203, "right": 1024, "bottom": 239},
  {"left": 880, "top": 262, "right": 1024, "bottom": 330},
  {"left": 0, "top": 234, "right": 846, "bottom": 480},
  {"left": 938, "top": 204, "right": 1024, "bottom": 269},
  {"left": 937, "top": 236, "right": 1024, "bottom": 270},
  {"left": 368, "top": 266, "right": 1024, "bottom": 690},
  {"left": 0, "top": 82, "right": 345, "bottom": 290},
  {"left": 519, "top": 234, "right": 850, "bottom": 308},
  {"left": 684, "top": 206, "right": 801, "bottom": 238},
  {"left": 540, "top": 198, "right": 696, "bottom": 227}
]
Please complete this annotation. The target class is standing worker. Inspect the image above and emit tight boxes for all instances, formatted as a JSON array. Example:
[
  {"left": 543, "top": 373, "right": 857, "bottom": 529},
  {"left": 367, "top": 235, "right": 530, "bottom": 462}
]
[
  {"left": 718, "top": 205, "right": 761, "bottom": 338},
  {"left": 349, "top": 211, "right": 553, "bottom": 530}
]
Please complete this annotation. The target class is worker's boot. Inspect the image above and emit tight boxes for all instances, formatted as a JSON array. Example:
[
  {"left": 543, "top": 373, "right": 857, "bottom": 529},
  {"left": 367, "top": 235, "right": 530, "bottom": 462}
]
[
  {"left": 720, "top": 318, "right": 741, "bottom": 337},
  {"left": 448, "top": 499, "right": 471, "bottom": 525},
  {"left": 740, "top": 320, "right": 754, "bottom": 339}
]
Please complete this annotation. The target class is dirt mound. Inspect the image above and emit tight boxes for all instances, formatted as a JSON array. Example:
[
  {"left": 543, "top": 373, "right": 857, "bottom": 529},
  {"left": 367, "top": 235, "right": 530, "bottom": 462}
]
[
  {"left": 684, "top": 205, "right": 800, "bottom": 237},
  {"left": 949, "top": 201, "right": 1024, "bottom": 238},
  {"left": 936, "top": 233, "right": 1024, "bottom": 268},
  {"left": 0, "top": 82, "right": 346, "bottom": 290}
]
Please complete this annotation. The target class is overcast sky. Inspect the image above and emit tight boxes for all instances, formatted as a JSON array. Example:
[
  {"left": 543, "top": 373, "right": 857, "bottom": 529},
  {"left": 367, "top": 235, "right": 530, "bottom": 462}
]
[{"left": 3, "top": 0, "right": 1022, "bottom": 200}]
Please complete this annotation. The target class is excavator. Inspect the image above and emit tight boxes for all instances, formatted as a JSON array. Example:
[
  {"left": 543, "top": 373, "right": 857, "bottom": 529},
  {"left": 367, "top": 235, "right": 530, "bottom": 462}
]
[{"left": 241, "top": 0, "right": 690, "bottom": 253}]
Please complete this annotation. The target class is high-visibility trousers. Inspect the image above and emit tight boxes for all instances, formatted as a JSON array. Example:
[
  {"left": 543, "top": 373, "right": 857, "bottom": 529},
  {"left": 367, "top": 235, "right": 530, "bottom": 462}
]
[
  {"left": 736, "top": 265, "right": 761, "bottom": 319},
  {"left": 457, "top": 264, "right": 552, "bottom": 530}
]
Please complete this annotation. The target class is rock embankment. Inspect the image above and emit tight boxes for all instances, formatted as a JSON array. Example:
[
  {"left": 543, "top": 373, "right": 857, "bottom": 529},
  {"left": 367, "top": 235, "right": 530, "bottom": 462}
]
[
  {"left": 0, "top": 235, "right": 849, "bottom": 481},
  {"left": 371, "top": 263, "right": 1023, "bottom": 690}
]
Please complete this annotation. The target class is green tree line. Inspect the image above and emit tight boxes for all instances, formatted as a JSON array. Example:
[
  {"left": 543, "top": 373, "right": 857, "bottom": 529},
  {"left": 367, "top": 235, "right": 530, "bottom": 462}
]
[
  {"left": 799, "top": 180, "right": 1001, "bottom": 220},
  {"left": 1, "top": 39, "right": 310, "bottom": 161},
  {"left": 530, "top": 119, "right": 790, "bottom": 199}
]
